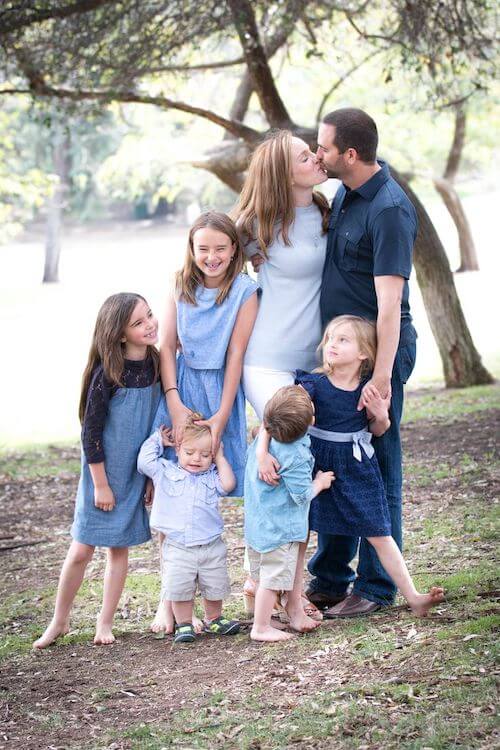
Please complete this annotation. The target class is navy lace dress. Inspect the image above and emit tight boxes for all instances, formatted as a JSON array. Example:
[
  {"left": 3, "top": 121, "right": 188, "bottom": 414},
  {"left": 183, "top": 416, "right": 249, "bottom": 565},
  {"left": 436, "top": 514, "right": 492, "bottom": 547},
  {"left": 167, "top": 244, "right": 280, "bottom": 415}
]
[{"left": 295, "top": 370, "right": 391, "bottom": 537}]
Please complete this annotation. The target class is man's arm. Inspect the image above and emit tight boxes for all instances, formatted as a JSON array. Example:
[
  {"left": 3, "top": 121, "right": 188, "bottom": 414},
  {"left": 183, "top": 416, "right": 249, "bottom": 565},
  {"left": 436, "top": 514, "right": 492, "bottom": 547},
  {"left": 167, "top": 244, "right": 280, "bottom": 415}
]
[{"left": 358, "top": 275, "right": 403, "bottom": 408}]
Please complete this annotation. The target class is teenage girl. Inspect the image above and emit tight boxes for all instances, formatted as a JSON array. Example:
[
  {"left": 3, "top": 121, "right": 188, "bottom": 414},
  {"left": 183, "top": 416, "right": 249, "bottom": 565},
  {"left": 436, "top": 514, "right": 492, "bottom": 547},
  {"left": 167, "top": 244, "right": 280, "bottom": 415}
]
[
  {"left": 150, "top": 211, "right": 259, "bottom": 632},
  {"left": 262, "top": 315, "right": 445, "bottom": 617},
  {"left": 34, "top": 293, "right": 162, "bottom": 648}
]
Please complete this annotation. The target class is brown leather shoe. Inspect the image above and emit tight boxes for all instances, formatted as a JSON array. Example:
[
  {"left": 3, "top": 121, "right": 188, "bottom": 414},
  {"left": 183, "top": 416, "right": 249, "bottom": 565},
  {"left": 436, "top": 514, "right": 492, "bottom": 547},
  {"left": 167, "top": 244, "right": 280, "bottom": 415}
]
[
  {"left": 305, "top": 589, "right": 348, "bottom": 610},
  {"left": 323, "top": 593, "right": 382, "bottom": 619}
]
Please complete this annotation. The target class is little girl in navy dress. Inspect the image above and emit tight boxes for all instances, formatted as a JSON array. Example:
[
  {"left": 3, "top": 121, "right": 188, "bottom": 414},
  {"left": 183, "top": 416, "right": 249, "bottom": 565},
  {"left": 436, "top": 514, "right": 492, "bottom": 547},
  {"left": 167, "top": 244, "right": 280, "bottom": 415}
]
[
  {"left": 294, "top": 315, "right": 444, "bottom": 617},
  {"left": 34, "top": 293, "right": 162, "bottom": 649}
]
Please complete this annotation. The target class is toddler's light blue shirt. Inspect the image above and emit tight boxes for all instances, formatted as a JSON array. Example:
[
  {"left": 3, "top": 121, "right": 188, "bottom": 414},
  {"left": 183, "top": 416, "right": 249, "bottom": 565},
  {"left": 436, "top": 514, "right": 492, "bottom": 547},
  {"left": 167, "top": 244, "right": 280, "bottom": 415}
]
[
  {"left": 138, "top": 431, "right": 225, "bottom": 547},
  {"left": 244, "top": 434, "right": 315, "bottom": 553}
]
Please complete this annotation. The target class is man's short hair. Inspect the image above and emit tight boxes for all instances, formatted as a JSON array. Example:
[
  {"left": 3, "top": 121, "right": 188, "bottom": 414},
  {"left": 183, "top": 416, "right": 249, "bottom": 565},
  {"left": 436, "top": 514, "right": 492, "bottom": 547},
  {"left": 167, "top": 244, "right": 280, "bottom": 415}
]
[
  {"left": 263, "top": 386, "right": 313, "bottom": 444},
  {"left": 322, "top": 107, "right": 378, "bottom": 163}
]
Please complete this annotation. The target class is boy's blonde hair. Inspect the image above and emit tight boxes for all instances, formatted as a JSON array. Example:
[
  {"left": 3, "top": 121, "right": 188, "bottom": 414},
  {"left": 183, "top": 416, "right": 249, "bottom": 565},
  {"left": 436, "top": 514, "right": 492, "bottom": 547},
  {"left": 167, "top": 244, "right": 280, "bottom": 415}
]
[
  {"left": 263, "top": 386, "right": 314, "bottom": 444},
  {"left": 181, "top": 412, "right": 212, "bottom": 444},
  {"left": 175, "top": 211, "right": 245, "bottom": 306},
  {"left": 317, "top": 315, "right": 376, "bottom": 379}
]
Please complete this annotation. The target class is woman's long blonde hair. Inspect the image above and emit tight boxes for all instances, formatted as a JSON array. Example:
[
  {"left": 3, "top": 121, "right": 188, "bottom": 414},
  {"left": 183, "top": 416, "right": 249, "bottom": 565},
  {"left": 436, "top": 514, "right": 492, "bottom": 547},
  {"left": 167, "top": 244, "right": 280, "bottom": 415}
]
[
  {"left": 316, "top": 315, "right": 377, "bottom": 380},
  {"left": 175, "top": 211, "right": 245, "bottom": 306},
  {"left": 78, "top": 293, "right": 160, "bottom": 422},
  {"left": 233, "top": 130, "right": 330, "bottom": 257}
]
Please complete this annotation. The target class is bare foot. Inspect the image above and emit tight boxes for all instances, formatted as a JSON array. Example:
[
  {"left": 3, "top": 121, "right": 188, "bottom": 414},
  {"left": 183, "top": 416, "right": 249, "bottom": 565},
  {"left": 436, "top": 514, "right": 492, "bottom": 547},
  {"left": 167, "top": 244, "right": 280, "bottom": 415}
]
[
  {"left": 288, "top": 609, "right": 322, "bottom": 634},
  {"left": 150, "top": 600, "right": 174, "bottom": 634},
  {"left": 33, "top": 619, "right": 70, "bottom": 649},
  {"left": 250, "top": 625, "right": 294, "bottom": 642},
  {"left": 94, "top": 619, "right": 115, "bottom": 645},
  {"left": 409, "top": 587, "right": 445, "bottom": 617}
]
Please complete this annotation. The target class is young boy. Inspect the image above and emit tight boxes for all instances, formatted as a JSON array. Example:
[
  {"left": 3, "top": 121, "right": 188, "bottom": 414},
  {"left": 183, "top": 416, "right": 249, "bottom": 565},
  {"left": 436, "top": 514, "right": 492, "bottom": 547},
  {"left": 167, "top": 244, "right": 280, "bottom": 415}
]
[
  {"left": 244, "top": 386, "right": 334, "bottom": 642},
  {"left": 138, "top": 415, "right": 240, "bottom": 644}
]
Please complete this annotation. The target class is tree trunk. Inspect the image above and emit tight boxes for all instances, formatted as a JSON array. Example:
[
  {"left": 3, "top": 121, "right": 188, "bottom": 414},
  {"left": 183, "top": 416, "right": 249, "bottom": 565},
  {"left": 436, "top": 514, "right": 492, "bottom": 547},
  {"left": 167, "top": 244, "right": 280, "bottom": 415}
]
[
  {"left": 227, "top": 0, "right": 293, "bottom": 129},
  {"left": 393, "top": 168, "right": 493, "bottom": 387},
  {"left": 435, "top": 104, "right": 480, "bottom": 272},
  {"left": 43, "top": 125, "right": 70, "bottom": 283},
  {"left": 433, "top": 176, "right": 479, "bottom": 272}
]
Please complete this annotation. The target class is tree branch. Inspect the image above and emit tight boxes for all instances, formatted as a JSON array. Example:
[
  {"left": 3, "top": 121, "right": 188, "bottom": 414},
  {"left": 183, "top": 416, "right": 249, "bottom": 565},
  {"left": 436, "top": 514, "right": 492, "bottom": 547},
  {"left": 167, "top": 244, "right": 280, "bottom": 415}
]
[
  {"left": 0, "top": 0, "right": 116, "bottom": 34},
  {"left": 227, "top": 0, "right": 293, "bottom": 128},
  {"left": 443, "top": 103, "right": 466, "bottom": 181},
  {"left": 0, "top": 80, "right": 261, "bottom": 143},
  {"left": 315, "top": 48, "right": 382, "bottom": 123}
]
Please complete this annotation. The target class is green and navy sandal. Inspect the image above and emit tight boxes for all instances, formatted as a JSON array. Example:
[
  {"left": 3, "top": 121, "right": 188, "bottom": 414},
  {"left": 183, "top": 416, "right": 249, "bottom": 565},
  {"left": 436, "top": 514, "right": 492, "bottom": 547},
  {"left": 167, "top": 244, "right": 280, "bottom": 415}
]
[
  {"left": 204, "top": 616, "right": 240, "bottom": 636},
  {"left": 174, "top": 622, "right": 196, "bottom": 644}
]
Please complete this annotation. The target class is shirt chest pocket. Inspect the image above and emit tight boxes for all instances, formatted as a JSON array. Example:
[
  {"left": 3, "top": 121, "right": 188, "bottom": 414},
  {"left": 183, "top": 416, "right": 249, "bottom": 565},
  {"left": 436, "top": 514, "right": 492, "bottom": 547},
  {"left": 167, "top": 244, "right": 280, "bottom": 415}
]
[
  {"left": 337, "top": 226, "right": 364, "bottom": 272},
  {"left": 197, "top": 474, "right": 219, "bottom": 506},
  {"left": 163, "top": 475, "right": 185, "bottom": 497}
]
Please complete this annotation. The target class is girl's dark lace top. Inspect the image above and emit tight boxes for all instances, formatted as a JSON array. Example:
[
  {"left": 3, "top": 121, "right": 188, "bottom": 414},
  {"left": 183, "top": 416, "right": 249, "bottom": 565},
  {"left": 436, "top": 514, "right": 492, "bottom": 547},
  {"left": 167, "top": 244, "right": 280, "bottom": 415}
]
[{"left": 82, "top": 357, "right": 157, "bottom": 463}]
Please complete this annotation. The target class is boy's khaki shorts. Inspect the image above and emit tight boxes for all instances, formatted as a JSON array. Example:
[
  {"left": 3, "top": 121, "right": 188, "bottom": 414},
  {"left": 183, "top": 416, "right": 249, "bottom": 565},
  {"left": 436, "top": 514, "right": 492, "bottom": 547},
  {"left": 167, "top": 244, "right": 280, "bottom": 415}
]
[
  {"left": 161, "top": 536, "right": 230, "bottom": 602},
  {"left": 247, "top": 542, "right": 300, "bottom": 591}
]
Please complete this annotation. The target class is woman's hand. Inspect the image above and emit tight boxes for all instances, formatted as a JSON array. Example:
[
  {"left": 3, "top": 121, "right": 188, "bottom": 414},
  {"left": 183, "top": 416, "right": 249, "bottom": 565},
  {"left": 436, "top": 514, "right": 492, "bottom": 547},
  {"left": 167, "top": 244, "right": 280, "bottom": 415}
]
[
  {"left": 194, "top": 411, "right": 226, "bottom": 457},
  {"left": 250, "top": 253, "right": 265, "bottom": 273},
  {"left": 94, "top": 485, "right": 116, "bottom": 512},
  {"left": 170, "top": 402, "right": 193, "bottom": 448}
]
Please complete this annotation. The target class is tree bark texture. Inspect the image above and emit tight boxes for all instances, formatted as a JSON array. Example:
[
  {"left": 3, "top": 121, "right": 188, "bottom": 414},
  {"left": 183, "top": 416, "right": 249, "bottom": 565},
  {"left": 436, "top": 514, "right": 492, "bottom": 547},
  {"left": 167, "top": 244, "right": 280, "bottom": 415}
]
[
  {"left": 433, "top": 176, "right": 479, "bottom": 272},
  {"left": 437, "top": 104, "right": 480, "bottom": 272},
  {"left": 393, "top": 169, "right": 493, "bottom": 387},
  {"left": 43, "top": 127, "right": 70, "bottom": 283}
]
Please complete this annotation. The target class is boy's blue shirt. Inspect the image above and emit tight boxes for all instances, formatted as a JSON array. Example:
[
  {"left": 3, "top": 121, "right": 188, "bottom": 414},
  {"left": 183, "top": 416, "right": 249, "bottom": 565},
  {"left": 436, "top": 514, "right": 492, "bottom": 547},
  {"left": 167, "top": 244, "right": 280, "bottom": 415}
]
[{"left": 244, "top": 434, "right": 315, "bottom": 553}]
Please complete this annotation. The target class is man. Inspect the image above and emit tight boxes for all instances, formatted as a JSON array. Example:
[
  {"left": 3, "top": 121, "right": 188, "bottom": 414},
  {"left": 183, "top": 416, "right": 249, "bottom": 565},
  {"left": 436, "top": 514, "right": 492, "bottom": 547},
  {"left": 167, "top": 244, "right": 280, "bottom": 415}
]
[{"left": 307, "top": 107, "right": 418, "bottom": 617}]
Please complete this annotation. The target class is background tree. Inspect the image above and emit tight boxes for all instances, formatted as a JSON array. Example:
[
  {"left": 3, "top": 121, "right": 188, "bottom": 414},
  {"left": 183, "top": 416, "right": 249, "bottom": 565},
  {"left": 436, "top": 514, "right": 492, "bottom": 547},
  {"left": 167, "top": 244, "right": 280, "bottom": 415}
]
[{"left": 0, "top": 0, "right": 496, "bottom": 384}]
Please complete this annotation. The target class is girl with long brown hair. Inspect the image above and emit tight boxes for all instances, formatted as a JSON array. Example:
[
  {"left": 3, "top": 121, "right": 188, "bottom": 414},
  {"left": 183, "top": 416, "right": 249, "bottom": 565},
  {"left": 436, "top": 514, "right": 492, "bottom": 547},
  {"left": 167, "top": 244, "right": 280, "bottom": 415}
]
[
  {"left": 150, "top": 211, "right": 259, "bottom": 634},
  {"left": 34, "top": 293, "right": 162, "bottom": 649}
]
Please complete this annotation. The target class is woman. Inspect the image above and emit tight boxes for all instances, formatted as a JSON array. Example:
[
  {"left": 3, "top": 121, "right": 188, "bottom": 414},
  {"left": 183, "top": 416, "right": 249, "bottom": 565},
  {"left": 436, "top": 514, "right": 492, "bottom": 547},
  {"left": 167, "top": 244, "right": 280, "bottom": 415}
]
[{"left": 233, "top": 130, "right": 330, "bottom": 621}]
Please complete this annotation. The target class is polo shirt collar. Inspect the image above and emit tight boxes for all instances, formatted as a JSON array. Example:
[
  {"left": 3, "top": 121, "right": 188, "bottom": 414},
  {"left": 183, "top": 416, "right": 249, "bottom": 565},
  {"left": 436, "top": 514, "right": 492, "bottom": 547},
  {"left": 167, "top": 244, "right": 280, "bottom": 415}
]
[{"left": 347, "top": 160, "right": 390, "bottom": 201}]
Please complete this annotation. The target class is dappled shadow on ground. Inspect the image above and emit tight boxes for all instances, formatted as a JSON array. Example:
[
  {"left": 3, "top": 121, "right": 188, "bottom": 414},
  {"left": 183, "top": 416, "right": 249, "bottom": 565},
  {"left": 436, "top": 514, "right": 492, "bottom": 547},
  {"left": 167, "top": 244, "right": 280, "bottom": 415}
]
[{"left": 0, "top": 406, "right": 498, "bottom": 749}]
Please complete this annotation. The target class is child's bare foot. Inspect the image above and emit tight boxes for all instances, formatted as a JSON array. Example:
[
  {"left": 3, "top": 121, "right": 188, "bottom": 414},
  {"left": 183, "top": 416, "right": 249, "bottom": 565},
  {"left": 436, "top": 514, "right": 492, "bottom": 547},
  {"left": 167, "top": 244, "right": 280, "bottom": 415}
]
[
  {"left": 150, "top": 601, "right": 175, "bottom": 634},
  {"left": 33, "top": 619, "right": 70, "bottom": 649},
  {"left": 288, "top": 610, "right": 321, "bottom": 634},
  {"left": 409, "top": 587, "right": 445, "bottom": 617},
  {"left": 94, "top": 619, "right": 115, "bottom": 645},
  {"left": 251, "top": 625, "right": 294, "bottom": 642}
]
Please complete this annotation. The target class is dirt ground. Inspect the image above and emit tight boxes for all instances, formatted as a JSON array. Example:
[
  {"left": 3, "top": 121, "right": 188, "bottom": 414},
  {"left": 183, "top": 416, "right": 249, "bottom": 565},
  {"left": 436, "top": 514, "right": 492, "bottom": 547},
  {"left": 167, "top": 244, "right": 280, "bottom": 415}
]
[{"left": 0, "top": 406, "right": 498, "bottom": 750}]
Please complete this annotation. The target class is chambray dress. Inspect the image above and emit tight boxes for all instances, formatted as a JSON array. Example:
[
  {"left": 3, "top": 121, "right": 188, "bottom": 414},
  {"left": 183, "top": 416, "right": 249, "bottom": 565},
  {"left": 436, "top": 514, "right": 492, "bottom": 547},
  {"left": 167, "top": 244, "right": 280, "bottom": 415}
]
[
  {"left": 295, "top": 370, "right": 391, "bottom": 537},
  {"left": 153, "top": 273, "right": 259, "bottom": 496},
  {"left": 72, "top": 359, "right": 162, "bottom": 547}
]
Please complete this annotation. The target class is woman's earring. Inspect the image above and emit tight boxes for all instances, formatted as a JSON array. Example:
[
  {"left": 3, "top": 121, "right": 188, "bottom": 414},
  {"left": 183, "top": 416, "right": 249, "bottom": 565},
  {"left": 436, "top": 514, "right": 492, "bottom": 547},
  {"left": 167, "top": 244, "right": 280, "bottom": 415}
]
[{"left": 230, "top": 256, "right": 234, "bottom": 261}]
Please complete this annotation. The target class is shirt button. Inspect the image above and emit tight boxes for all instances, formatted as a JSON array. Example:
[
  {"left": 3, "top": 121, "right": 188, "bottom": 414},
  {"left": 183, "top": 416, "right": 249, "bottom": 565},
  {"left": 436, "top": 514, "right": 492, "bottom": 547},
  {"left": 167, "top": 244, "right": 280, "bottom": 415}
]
[
  {"left": 346, "top": 231, "right": 349, "bottom": 236},
  {"left": 191, "top": 350, "right": 195, "bottom": 357}
]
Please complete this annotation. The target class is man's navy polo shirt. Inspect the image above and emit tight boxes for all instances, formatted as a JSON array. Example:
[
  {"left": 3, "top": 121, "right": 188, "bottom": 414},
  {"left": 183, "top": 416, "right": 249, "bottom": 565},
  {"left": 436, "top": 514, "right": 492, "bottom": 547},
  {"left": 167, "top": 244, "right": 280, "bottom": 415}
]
[{"left": 320, "top": 160, "right": 418, "bottom": 345}]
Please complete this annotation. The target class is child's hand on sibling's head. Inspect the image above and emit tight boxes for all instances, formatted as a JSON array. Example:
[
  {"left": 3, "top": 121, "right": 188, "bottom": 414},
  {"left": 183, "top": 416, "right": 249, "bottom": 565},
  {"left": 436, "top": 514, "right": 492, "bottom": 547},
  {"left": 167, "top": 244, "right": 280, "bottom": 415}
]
[
  {"left": 94, "top": 485, "right": 116, "bottom": 512},
  {"left": 258, "top": 452, "right": 281, "bottom": 486},
  {"left": 315, "top": 470, "right": 335, "bottom": 491},
  {"left": 160, "top": 425, "right": 175, "bottom": 447}
]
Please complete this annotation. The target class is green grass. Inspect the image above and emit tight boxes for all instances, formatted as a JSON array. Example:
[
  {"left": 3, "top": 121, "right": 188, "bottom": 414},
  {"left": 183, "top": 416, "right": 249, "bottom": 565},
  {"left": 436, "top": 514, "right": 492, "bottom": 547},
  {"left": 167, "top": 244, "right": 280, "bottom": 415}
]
[
  {"left": 403, "top": 383, "right": 499, "bottom": 423},
  {"left": 0, "top": 441, "right": 80, "bottom": 479}
]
